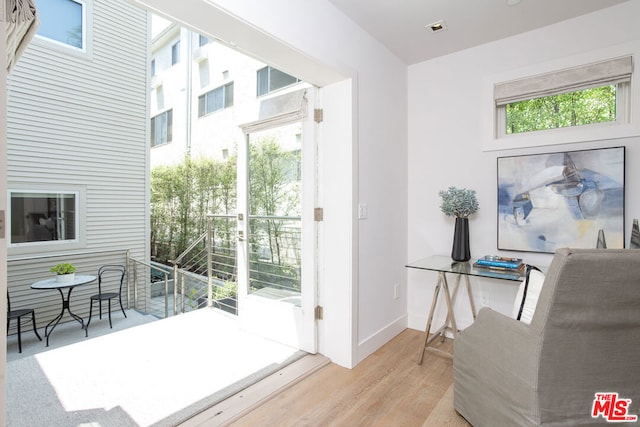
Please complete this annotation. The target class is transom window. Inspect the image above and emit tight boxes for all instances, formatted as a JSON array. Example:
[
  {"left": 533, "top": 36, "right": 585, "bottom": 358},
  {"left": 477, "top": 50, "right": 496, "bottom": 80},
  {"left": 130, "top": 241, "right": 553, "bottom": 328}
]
[
  {"left": 9, "top": 191, "right": 78, "bottom": 246},
  {"left": 257, "top": 66, "right": 300, "bottom": 97},
  {"left": 151, "top": 110, "right": 173, "bottom": 147},
  {"left": 35, "top": 0, "right": 85, "bottom": 50},
  {"left": 495, "top": 56, "right": 632, "bottom": 138},
  {"left": 198, "top": 83, "right": 234, "bottom": 117},
  {"left": 505, "top": 84, "right": 618, "bottom": 135}
]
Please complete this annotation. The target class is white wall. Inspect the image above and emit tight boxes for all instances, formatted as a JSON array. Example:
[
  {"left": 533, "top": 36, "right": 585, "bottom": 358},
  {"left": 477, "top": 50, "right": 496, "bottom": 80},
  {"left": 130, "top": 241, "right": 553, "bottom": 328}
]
[
  {"left": 407, "top": 1, "right": 640, "bottom": 332},
  {"left": 135, "top": 0, "right": 408, "bottom": 367}
]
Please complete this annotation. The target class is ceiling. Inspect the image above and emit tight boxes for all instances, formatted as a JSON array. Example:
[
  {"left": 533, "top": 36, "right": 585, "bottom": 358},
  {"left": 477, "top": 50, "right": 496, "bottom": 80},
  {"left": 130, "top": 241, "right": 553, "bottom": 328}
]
[{"left": 327, "top": 0, "right": 630, "bottom": 65}]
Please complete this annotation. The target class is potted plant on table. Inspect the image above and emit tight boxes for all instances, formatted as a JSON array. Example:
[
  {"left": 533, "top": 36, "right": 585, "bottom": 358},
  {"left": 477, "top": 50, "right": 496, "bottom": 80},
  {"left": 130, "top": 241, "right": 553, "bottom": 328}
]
[
  {"left": 50, "top": 263, "right": 77, "bottom": 283},
  {"left": 439, "top": 186, "right": 479, "bottom": 262}
]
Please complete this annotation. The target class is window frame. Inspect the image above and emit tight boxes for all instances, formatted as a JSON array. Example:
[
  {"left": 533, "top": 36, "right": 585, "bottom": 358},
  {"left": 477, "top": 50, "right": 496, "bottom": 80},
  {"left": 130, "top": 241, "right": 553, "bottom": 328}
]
[
  {"left": 171, "top": 41, "right": 180, "bottom": 65},
  {"left": 496, "top": 82, "right": 629, "bottom": 138},
  {"left": 7, "top": 188, "right": 82, "bottom": 250},
  {"left": 482, "top": 42, "right": 640, "bottom": 151},
  {"left": 151, "top": 109, "right": 173, "bottom": 147},
  {"left": 256, "top": 66, "right": 300, "bottom": 97},
  {"left": 34, "top": 0, "right": 89, "bottom": 54},
  {"left": 198, "top": 82, "right": 234, "bottom": 117}
]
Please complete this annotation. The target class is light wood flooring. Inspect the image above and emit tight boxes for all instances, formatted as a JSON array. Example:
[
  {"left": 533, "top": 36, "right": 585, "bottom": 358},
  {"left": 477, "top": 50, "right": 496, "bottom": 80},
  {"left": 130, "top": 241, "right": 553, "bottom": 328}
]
[{"left": 183, "top": 328, "right": 471, "bottom": 426}]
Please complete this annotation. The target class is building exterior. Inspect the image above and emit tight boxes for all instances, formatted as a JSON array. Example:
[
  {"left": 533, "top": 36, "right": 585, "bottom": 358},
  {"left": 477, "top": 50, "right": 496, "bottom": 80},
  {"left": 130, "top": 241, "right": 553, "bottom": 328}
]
[
  {"left": 6, "top": 0, "right": 149, "bottom": 326},
  {"left": 149, "top": 16, "right": 307, "bottom": 168}
]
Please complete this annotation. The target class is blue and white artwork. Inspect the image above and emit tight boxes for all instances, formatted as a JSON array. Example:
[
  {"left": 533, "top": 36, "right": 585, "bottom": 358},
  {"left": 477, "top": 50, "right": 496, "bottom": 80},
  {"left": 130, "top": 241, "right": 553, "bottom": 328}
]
[{"left": 497, "top": 147, "right": 625, "bottom": 253}]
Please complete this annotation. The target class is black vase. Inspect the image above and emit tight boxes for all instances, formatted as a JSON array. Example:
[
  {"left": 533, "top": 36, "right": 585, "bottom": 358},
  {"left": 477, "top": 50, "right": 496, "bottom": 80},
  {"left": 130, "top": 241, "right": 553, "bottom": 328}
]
[{"left": 451, "top": 217, "right": 471, "bottom": 262}]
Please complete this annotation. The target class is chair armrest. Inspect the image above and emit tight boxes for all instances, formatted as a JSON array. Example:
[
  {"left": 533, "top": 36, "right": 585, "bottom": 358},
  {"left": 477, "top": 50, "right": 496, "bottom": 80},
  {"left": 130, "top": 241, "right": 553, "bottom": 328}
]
[
  {"left": 455, "top": 307, "right": 542, "bottom": 388},
  {"left": 453, "top": 307, "right": 543, "bottom": 425}
]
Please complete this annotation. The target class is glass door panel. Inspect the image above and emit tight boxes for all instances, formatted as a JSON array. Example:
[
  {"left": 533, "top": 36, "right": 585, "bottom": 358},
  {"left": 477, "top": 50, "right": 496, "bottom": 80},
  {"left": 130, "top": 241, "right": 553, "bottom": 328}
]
[{"left": 247, "top": 123, "right": 302, "bottom": 306}]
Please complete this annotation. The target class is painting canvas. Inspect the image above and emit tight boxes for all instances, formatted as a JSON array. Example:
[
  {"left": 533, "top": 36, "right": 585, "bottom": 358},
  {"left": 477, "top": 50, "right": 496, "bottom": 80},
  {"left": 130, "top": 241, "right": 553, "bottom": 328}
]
[{"left": 497, "top": 146, "right": 625, "bottom": 253}]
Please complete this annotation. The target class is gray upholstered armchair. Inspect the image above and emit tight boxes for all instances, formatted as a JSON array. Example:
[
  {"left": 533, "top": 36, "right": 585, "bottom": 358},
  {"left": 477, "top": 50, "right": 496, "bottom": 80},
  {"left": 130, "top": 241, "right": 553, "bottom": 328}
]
[{"left": 453, "top": 248, "right": 640, "bottom": 426}]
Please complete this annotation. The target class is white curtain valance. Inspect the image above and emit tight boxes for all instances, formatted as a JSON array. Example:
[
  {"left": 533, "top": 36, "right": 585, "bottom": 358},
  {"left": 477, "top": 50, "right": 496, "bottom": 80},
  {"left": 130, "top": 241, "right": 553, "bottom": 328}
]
[
  {"left": 6, "top": 0, "right": 39, "bottom": 73},
  {"left": 494, "top": 56, "right": 633, "bottom": 106}
]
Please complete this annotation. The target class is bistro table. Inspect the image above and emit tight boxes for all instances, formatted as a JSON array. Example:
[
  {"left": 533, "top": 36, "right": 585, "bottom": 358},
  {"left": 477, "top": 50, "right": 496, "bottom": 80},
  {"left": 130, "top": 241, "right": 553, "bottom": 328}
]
[{"left": 31, "top": 274, "right": 97, "bottom": 346}]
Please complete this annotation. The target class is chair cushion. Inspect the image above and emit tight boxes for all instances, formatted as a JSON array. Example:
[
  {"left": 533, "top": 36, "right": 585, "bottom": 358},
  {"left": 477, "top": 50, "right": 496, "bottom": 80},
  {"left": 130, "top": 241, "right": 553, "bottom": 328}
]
[{"left": 511, "top": 265, "right": 544, "bottom": 324}]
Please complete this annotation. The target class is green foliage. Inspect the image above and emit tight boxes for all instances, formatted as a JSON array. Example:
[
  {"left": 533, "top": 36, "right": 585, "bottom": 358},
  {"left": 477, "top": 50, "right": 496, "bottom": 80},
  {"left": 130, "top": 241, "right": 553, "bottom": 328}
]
[
  {"left": 150, "top": 154, "right": 237, "bottom": 263},
  {"left": 506, "top": 85, "right": 616, "bottom": 134},
  {"left": 150, "top": 137, "right": 302, "bottom": 300},
  {"left": 213, "top": 281, "right": 237, "bottom": 299},
  {"left": 249, "top": 138, "right": 301, "bottom": 217},
  {"left": 439, "top": 187, "right": 479, "bottom": 218},
  {"left": 248, "top": 138, "right": 301, "bottom": 267},
  {"left": 50, "top": 263, "right": 77, "bottom": 275}
]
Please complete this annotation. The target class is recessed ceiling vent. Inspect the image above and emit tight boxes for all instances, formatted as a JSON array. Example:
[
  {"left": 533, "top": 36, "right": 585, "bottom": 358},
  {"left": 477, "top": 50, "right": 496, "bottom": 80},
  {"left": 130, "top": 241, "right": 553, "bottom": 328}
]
[{"left": 426, "top": 20, "right": 447, "bottom": 33}]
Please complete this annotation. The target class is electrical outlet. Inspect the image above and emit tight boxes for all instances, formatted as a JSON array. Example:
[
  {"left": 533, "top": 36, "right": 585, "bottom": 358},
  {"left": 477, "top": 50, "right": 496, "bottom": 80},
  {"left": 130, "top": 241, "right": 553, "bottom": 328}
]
[
  {"left": 481, "top": 290, "right": 489, "bottom": 307},
  {"left": 393, "top": 283, "right": 399, "bottom": 300}
]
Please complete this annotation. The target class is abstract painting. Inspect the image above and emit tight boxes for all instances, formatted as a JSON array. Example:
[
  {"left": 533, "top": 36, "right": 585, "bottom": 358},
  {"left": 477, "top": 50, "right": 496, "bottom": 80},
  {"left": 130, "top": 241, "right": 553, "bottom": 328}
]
[{"left": 497, "top": 146, "right": 625, "bottom": 253}]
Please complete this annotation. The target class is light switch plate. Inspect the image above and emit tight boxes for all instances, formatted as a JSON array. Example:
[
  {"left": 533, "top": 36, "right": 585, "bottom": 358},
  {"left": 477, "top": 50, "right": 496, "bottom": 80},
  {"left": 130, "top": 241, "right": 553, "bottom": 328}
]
[{"left": 358, "top": 203, "right": 368, "bottom": 219}]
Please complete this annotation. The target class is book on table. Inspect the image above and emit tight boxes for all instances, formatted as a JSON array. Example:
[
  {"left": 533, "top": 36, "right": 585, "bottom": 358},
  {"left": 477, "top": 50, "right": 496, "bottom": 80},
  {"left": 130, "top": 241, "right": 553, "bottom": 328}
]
[
  {"left": 472, "top": 266, "right": 522, "bottom": 280},
  {"left": 473, "top": 261, "right": 524, "bottom": 271},
  {"left": 476, "top": 256, "right": 523, "bottom": 270}
]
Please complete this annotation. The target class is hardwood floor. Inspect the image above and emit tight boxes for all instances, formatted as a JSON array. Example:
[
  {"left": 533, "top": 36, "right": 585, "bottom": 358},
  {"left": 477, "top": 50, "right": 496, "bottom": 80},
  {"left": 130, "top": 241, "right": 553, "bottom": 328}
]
[{"left": 228, "top": 329, "right": 470, "bottom": 427}]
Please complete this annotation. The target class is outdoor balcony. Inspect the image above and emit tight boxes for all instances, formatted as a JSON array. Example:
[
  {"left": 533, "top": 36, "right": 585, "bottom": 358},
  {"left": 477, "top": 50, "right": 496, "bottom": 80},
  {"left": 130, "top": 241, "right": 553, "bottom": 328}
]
[{"left": 5, "top": 215, "right": 307, "bottom": 426}]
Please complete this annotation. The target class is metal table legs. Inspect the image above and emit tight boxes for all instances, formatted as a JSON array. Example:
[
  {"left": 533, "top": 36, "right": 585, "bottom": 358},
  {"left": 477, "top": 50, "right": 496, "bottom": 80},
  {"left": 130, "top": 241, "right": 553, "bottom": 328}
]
[
  {"left": 418, "top": 271, "right": 476, "bottom": 364},
  {"left": 43, "top": 286, "right": 84, "bottom": 346}
]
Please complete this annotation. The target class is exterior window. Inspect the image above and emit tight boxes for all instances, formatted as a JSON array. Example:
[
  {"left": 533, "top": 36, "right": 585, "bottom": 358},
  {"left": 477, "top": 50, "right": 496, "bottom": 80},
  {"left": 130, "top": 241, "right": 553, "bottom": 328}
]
[
  {"left": 150, "top": 59, "right": 156, "bottom": 77},
  {"left": 198, "top": 35, "right": 209, "bottom": 47},
  {"left": 256, "top": 66, "right": 300, "bottom": 96},
  {"left": 495, "top": 56, "right": 632, "bottom": 138},
  {"left": 198, "top": 83, "right": 234, "bottom": 117},
  {"left": 171, "top": 41, "right": 180, "bottom": 65},
  {"left": 9, "top": 191, "right": 78, "bottom": 245},
  {"left": 504, "top": 85, "right": 619, "bottom": 135},
  {"left": 35, "top": 0, "right": 85, "bottom": 50},
  {"left": 151, "top": 110, "right": 173, "bottom": 147}
]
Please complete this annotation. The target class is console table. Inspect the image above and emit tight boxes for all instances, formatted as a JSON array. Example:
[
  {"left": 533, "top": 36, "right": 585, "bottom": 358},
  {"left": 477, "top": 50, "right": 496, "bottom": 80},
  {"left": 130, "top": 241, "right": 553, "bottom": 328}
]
[{"left": 406, "top": 255, "right": 523, "bottom": 364}]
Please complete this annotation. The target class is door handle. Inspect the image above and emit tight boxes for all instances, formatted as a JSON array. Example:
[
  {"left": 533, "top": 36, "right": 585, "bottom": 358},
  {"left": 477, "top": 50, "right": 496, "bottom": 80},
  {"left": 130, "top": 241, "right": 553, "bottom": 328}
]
[{"left": 237, "top": 231, "right": 245, "bottom": 241}]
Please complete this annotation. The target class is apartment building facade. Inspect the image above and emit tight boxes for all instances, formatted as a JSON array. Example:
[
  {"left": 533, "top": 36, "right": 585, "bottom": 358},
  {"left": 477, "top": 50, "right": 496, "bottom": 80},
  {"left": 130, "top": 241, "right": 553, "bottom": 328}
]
[{"left": 150, "top": 16, "right": 308, "bottom": 168}]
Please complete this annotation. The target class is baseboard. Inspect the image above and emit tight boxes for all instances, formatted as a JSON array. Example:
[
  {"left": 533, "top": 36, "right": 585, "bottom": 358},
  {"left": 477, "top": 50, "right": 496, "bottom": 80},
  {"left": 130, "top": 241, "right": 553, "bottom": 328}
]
[{"left": 356, "top": 314, "right": 407, "bottom": 364}]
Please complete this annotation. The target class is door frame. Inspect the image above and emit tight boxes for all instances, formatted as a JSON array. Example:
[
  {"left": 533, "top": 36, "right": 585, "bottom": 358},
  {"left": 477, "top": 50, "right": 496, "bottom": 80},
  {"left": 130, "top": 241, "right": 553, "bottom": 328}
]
[{"left": 236, "top": 88, "right": 317, "bottom": 353}]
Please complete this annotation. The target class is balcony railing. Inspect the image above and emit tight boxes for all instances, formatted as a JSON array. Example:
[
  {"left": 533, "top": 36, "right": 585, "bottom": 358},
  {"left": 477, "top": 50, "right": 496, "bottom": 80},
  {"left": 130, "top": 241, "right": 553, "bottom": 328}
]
[
  {"left": 142, "top": 214, "right": 302, "bottom": 318},
  {"left": 248, "top": 215, "right": 301, "bottom": 302},
  {"left": 6, "top": 214, "right": 302, "bottom": 334}
]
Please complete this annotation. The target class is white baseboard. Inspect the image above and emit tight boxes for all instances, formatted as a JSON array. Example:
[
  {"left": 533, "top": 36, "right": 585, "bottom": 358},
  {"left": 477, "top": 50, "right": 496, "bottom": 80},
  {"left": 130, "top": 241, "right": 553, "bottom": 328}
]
[{"left": 356, "top": 314, "right": 407, "bottom": 364}]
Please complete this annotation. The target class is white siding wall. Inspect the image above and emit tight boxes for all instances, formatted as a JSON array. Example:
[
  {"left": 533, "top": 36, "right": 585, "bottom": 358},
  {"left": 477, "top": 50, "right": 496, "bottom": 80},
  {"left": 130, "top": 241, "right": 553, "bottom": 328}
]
[{"left": 6, "top": 0, "right": 149, "bottom": 328}]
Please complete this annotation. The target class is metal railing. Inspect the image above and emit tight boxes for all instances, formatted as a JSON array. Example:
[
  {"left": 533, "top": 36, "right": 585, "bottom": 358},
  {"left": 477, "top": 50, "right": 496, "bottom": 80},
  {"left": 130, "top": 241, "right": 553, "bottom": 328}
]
[
  {"left": 127, "top": 253, "right": 172, "bottom": 318},
  {"left": 247, "top": 216, "right": 301, "bottom": 298},
  {"left": 142, "top": 213, "right": 302, "bottom": 318}
]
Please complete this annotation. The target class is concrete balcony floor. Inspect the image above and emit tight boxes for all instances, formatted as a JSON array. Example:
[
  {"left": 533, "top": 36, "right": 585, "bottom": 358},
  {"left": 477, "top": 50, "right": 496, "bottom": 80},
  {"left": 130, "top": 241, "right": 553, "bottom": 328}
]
[{"left": 6, "top": 307, "right": 303, "bottom": 426}]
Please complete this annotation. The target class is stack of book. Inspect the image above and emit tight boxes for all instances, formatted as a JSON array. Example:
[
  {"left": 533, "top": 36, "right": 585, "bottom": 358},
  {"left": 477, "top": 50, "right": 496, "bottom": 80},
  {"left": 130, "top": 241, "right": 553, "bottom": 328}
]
[{"left": 473, "top": 256, "right": 524, "bottom": 278}]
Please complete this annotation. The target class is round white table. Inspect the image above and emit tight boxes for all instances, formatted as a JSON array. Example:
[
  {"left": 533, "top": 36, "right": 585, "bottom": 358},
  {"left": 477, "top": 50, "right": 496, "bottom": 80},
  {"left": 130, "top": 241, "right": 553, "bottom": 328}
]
[{"left": 31, "top": 275, "right": 97, "bottom": 346}]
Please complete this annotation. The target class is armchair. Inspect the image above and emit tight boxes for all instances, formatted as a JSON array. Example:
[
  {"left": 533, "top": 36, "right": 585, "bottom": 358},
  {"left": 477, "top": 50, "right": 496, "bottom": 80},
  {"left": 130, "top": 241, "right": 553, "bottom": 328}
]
[{"left": 453, "top": 248, "right": 640, "bottom": 426}]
